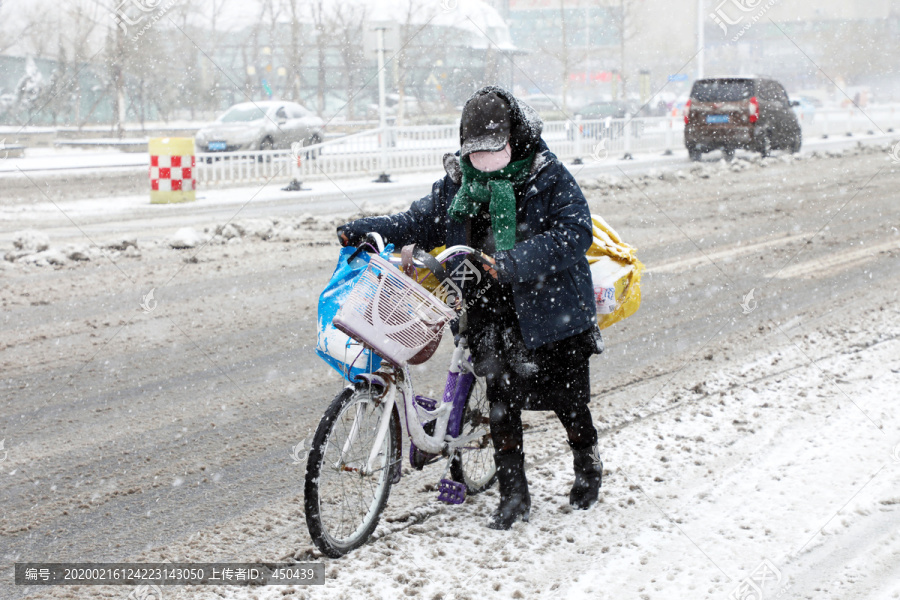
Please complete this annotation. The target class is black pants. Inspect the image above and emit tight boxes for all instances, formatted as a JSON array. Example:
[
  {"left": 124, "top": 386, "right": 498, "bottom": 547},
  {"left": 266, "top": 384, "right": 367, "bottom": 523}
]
[{"left": 474, "top": 327, "right": 600, "bottom": 455}]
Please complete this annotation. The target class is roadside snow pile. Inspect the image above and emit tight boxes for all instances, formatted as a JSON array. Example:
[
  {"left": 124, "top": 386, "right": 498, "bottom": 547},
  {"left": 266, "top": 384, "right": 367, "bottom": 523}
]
[
  {"left": 3, "top": 201, "right": 414, "bottom": 267},
  {"left": 168, "top": 227, "right": 208, "bottom": 249},
  {"left": 579, "top": 174, "right": 630, "bottom": 192},
  {"left": 3, "top": 230, "right": 141, "bottom": 267},
  {"left": 12, "top": 229, "right": 49, "bottom": 253},
  {"left": 106, "top": 237, "right": 138, "bottom": 251},
  {"left": 201, "top": 217, "right": 319, "bottom": 246},
  {"left": 194, "top": 201, "right": 412, "bottom": 247},
  {"left": 577, "top": 140, "right": 900, "bottom": 194},
  {"left": 17, "top": 248, "right": 67, "bottom": 266}
]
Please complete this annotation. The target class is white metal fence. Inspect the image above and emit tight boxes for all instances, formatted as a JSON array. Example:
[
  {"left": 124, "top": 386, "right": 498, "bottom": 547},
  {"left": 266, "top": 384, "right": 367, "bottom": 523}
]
[
  {"left": 795, "top": 105, "right": 900, "bottom": 139},
  {"left": 194, "top": 106, "right": 900, "bottom": 188},
  {"left": 194, "top": 126, "right": 457, "bottom": 188}
]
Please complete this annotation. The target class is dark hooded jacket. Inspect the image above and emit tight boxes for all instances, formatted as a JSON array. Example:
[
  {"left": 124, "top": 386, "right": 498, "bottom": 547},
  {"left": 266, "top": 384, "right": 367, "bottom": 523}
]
[{"left": 339, "top": 89, "right": 596, "bottom": 350}]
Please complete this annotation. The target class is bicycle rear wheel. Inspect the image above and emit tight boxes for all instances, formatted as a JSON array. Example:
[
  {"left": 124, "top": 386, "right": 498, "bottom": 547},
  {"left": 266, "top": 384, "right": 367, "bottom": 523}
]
[
  {"left": 304, "top": 382, "right": 400, "bottom": 558},
  {"left": 450, "top": 375, "right": 497, "bottom": 493}
]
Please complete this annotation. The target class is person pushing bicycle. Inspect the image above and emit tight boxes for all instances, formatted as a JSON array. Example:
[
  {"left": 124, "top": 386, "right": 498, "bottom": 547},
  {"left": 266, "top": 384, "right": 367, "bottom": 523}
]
[{"left": 338, "top": 86, "right": 604, "bottom": 530}]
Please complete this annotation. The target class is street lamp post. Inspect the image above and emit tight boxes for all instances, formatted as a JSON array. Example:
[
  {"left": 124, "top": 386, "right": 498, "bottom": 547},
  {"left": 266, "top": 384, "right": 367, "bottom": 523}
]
[
  {"left": 375, "top": 26, "right": 391, "bottom": 183},
  {"left": 697, "top": 0, "right": 705, "bottom": 79}
]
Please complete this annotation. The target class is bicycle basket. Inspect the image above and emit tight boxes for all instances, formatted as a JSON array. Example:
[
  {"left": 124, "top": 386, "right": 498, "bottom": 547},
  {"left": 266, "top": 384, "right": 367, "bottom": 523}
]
[{"left": 332, "top": 254, "right": 456, "bottom": 366}]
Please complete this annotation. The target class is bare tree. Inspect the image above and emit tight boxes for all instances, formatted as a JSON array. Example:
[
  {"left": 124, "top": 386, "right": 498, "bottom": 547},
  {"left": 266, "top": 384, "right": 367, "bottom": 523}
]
[
  {"left": 260, "top": 0, "right": 284, "bottom": 99},
  {"left": 392, "top": 0, "right": 456, "bottom": 124},
  {"left": 59, "top": 0, "right": 106, "bottom": 126},
  {"left": 283, "top": 0, "right": 307, "bottom": 103},
  {"left": 533, "top": 1, "right": 578, "bottom": 111},
  {"left": 240, "top": 3, "right": 266, "bottom": 102},
  {"left": 331, "top": 0, "right": 366, "bottom": 119},
  {"left": 309, "top": 0, "right": 328, "bottom": 115},
  {"left": 43, "top": 40, "right": 71, "bottom": 125},
  {"left": 0, "top": 1, "right": 32, "bottom": 55},
  {"left": 559, "top": 0, "right": 570, "bottom": 111},
  {"left": 393, "top": 0, "right": 430, "bottom": 125},
  {"left": 105, "top": 0, "right": 128, "bottom": 136},
  {"left": 609, "top": 0, "right": 644, "bottom": 101},
  {"left": 203, "top": 0, "right": 233, "bottom": 113},
  {"left": 11, "top": 3, "right": 57, "bottom": 57}
]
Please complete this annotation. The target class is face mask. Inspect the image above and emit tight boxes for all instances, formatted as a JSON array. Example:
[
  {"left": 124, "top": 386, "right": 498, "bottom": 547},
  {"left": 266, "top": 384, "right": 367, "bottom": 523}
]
[{"left": 469, "top": 142, "right": 512, "bottom": 172}]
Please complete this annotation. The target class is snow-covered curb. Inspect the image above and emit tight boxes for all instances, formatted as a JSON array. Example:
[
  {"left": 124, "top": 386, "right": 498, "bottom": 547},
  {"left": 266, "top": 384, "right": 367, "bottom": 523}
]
[{"left": 1, "top": 201, "right": 411, "bottom": 269}]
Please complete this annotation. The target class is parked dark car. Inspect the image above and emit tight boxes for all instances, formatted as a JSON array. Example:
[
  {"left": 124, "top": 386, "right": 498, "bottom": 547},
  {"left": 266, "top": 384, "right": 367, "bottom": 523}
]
[{"left": 684, "top": 78, "right": 802, "bottom": 161}]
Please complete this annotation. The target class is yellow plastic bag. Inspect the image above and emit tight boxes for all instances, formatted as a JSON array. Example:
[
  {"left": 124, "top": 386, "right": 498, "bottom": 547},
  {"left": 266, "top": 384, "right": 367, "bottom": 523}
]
[
  {"left": 587, "top": 214, "right": 643, "bottom": 329},
  {"left": 388, "top": 246, "right": 445, "bottom": 292},
  {"left": 392, "top": 213, "right": 643, "bottom": 330}
]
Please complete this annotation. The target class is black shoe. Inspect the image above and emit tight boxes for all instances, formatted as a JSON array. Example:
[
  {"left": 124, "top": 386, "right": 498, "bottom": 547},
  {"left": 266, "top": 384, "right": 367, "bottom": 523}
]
[
  {"left": 569, "top": 443, "right": 603, "bottom": 510},
  {"left": 488, "top": 451, "right": 531, "bottom": 530}
]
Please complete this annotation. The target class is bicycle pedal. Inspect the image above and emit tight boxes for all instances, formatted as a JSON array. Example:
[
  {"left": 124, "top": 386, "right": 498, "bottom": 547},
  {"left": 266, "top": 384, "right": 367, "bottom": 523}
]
[
  {"left": 437, "top": 478, "right": 466, "bottom": 505},
  {"left": 414, "top": 395, "right": 437, "bottom": 411}
]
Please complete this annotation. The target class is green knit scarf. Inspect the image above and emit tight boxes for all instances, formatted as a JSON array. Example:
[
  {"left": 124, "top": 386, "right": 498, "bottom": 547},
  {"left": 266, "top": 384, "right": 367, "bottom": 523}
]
[{"left": 447, "top": 152, "right": 534, "bottom": 251}]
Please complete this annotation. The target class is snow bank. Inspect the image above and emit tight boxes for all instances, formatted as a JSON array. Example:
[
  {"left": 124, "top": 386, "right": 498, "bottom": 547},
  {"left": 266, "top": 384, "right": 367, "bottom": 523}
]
[
  {"left": 576, "top": 139, "right": 899, "bottom": 194},
  {"left": 168, "top": 227, "right": 208, "bottom": 249},
  {"left": 3, "top": 229, "right": 142, "bottom": 267},
  {"left": 12, "top": 229, "right": 49, "bottom": 253}
]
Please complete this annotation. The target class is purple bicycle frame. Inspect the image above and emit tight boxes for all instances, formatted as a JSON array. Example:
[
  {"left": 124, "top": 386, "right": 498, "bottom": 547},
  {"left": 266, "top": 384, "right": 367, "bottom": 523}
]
[
  {"left": 407, "top": 359, "right": 476, "bottom": 465},
  {"left": 445, "top": 365, "right": 476, "bottom": 439}
]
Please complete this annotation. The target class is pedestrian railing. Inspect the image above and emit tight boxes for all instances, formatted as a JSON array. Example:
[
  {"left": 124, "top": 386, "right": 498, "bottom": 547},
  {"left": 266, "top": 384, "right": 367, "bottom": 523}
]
[
  {"left": 796, "top": 105, "right": 900, "bottom": 139},
  {"left": 194, "top": 106, "right": 900, "bottom": 188}
]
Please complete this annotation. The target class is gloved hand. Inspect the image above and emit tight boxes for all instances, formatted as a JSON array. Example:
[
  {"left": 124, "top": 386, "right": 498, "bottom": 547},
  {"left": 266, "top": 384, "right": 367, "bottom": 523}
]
[
  {"left": 479, "top": 253, "right": 498, "bottom": 280},
  {"left": 336, "top": 226, "right": 353, "bottom": 246}
]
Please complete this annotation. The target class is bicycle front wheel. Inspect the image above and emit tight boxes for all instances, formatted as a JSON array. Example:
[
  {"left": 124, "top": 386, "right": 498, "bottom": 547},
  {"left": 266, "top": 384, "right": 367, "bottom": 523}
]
[
  {"left": 304, "top": 383, "right": 400, "bottom": 558},
  {"left": 450, "top": 375, "right": 497, "bottom": 493}
]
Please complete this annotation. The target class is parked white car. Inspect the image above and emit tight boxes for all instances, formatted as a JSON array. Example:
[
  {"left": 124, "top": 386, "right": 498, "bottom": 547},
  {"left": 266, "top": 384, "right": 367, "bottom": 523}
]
[{"left": 195, "top": 101, "right": 324, "bottom": 154}]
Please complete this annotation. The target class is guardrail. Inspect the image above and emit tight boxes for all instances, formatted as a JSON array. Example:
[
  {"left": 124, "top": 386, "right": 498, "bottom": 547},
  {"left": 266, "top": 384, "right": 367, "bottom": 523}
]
[
  {"left": 194, "top": 118, "right": 680, "bottom": 187},
  {"left": 795, "top": 105, "right": 900, "bottom": 139},
  {"left": 194, "top": 107, "right": 900, "bottom": 187},
  {"left": 195, "top": 125, "right": 461, "bottom": 188}
]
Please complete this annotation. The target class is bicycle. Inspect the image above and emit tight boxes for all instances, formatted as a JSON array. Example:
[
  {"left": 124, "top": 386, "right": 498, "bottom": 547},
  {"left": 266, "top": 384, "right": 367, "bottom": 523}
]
[{"left": 304, "top": 234, "right": 498, "bottom": 558}]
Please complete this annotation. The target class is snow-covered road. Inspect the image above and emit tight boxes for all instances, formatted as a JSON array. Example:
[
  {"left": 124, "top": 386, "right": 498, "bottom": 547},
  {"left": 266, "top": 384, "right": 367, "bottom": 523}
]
[
  {"left": 244, "top": 300, "right": 898, "bottom": 600},
  {"left": 2, "top": 142, "right": 898, "bottom": 600}
]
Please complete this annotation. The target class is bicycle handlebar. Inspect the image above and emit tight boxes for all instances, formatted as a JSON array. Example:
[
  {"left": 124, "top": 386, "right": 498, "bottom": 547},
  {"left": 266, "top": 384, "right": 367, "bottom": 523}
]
[
  {"left": 353, "top": 235, "right": 492, "bottom": 270},
  {"left": 364, "top": 232, "right": 385, "bottom": 253},
  {"left": 434, "top": 245, "right": 491, "bottom": 265}
]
